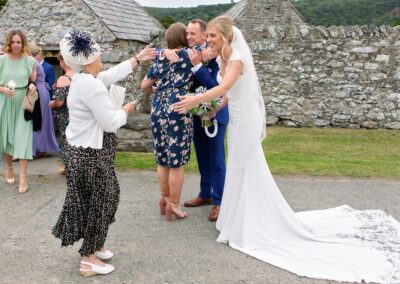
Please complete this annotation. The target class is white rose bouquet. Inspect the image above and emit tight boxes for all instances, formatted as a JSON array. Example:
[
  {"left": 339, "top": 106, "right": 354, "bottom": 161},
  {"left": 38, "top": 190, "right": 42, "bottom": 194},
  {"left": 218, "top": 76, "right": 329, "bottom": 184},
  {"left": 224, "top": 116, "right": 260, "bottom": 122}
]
[{"left": 188, "top": 86, "right": 222, "bottom": 137}]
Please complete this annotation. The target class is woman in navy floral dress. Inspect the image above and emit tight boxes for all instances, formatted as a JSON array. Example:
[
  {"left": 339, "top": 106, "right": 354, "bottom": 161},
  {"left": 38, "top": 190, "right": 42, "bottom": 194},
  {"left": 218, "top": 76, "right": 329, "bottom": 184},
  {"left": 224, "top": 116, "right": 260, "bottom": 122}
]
[
  {"left": 49, "top": 53, "right": 74, "bottom": 174},
  {"left": 142, "top": 23, "right": 194, "bottom": 221}
]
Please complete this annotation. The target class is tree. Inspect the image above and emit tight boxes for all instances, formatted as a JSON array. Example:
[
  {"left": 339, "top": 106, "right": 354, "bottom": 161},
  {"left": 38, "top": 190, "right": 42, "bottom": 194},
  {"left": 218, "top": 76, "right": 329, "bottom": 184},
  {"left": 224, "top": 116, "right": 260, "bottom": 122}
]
[
  {"left": 293, "top": 0, "right": 400, "bottom": 26},
  {"left": 0, "top": 0, "right": 7, "bottom": 10},
  {"left": 159, "top": 16, "right": 175, "bottom": 28},
  {"left": 144, "top": 3, "right": 235, "bottom": 25}
]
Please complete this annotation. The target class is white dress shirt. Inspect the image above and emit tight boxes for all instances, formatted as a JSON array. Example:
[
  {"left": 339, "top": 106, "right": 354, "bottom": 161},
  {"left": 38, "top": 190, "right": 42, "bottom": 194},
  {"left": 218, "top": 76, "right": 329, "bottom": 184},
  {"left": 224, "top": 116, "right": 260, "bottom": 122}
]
[{"left": 66, "top": 60, "right": 132, "bottom": 149}]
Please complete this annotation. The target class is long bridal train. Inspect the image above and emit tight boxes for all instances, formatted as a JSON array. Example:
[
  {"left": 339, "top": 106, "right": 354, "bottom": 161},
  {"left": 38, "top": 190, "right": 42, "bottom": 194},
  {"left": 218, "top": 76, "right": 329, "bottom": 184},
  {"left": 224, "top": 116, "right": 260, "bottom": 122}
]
[{"left": 216, "top": 141, "right": 400, "bottom": 283}]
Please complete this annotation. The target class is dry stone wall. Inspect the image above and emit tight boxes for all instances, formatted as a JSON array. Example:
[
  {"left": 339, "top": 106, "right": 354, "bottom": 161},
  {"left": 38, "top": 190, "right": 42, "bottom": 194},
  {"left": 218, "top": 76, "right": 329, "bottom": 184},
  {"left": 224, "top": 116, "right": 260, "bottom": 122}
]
[
  {"left": 251, "top": 24, "right": 400, "bottom": 129},
  {"left": 0, "top": 0, "right": 116, "bottom": 45}
]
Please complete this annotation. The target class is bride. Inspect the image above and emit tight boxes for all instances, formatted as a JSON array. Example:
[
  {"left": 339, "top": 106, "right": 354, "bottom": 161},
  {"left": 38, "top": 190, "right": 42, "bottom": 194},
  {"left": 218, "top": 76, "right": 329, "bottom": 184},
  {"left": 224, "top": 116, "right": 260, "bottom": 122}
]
[{"left": 173, "top": 15, "right": 400, "bottom": 283}]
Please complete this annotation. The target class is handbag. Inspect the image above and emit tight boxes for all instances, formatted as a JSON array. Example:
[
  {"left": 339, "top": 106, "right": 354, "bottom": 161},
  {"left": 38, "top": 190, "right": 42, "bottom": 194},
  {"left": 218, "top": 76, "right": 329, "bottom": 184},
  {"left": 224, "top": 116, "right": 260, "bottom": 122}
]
[
  {"left": 22, "top": 82, "right": 42, "bottom": 131},
  {"left": 22, "top": 84, "right": 38, "bottom": 113},
  {"left": 24, "top": 95, "right": 42, "bottom": 131}
]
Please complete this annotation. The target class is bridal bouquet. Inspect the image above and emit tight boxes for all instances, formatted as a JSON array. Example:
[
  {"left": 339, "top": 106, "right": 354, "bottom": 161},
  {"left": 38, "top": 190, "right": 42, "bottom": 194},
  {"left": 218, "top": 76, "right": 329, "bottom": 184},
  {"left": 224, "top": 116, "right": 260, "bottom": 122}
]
[{"left": 188, "top": 86, "right": 222, "bottom": 137}]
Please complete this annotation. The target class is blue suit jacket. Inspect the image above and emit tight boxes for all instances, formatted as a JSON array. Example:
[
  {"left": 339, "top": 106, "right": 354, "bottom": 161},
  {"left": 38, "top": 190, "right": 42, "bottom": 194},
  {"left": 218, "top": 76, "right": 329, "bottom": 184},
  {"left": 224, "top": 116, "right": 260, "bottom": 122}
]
[
  {"left": 192, "top": 59, "right": 229, "bottom": 125},
  {"left": 41, "top": 60, "right": 55, "bottom": 99}
]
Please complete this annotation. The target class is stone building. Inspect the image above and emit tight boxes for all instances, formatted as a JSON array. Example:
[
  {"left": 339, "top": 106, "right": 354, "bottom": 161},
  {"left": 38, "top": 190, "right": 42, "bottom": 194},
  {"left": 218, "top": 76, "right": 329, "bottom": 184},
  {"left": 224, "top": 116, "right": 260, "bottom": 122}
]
[
  {"left": 226, "top": 0, "right": 400, "bottom": 129},
  {"left": 0, "top": 0, "right": 164, "bottom": 151},
  {"left": 226, "top": 0, "right": 305, "bottom": 40}
]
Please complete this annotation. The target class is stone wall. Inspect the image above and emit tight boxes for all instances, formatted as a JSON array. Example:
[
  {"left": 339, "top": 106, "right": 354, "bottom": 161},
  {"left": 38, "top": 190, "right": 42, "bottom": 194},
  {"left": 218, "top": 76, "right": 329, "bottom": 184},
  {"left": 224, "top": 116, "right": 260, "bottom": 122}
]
[
  {"left": 251, "top": 24, "right": 400, "bottom": 129},
  {"left": 102, "top": 42, "right": 155, "bottom": 152},
  {"left": 0, "top": 0, "right": 116, "bottom": 45},
  {"left": 230, "top": 0, "right": 305, "bottom": 42},
  {"left": 117, "top": 114, "right": 153, "bottom": 152}
]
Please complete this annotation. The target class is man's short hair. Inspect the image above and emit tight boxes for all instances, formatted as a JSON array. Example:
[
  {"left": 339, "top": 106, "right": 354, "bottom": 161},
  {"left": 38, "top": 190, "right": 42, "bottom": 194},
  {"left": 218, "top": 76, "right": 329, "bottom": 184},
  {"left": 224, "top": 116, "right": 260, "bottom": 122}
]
[{"left": 189, "top": 19, "right": 207, "bottom": 32}]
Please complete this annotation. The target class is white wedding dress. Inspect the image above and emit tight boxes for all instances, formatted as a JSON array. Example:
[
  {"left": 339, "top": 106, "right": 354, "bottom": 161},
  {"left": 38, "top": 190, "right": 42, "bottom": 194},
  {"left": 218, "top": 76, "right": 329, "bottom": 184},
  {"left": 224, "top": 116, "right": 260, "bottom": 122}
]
[{"left": 216, "top": 27, "right": 400, "bottom": 284}]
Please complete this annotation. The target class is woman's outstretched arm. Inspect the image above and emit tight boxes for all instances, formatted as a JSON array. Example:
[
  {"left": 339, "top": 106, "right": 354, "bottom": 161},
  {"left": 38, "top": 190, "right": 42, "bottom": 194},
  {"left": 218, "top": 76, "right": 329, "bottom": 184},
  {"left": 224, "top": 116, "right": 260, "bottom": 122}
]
[
  {"left": 97, "top": 46, "right": 157, "bottom": 87},
  {"left": 173, "top": 60, "right": 242, "bottom": 114}
]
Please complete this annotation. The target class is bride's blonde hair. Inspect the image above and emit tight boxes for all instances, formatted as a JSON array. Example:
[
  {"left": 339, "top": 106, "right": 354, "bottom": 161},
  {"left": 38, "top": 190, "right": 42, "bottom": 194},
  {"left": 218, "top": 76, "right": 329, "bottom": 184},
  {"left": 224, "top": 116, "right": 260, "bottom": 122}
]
[
  {"left": 207, "top": 16, "right": 234, "bottom": 61},
  {"left": 207, "top": 16, "right": 234, "bottom": 44}
]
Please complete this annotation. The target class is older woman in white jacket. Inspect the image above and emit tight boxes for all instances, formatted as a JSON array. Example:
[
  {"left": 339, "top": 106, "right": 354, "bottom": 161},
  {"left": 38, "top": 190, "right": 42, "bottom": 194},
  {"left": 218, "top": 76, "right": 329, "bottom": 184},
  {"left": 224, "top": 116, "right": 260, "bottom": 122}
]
[{"left": 52, "top": 31, "right": 157, "bottom": 277}]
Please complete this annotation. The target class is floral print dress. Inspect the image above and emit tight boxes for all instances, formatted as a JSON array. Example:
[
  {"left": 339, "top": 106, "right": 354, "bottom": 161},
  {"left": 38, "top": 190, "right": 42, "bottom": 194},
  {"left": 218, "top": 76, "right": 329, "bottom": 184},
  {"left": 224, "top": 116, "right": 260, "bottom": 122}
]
[
  {"left": 53, "top": 75, "right": 71, "bottom": 163},
  {"left": 145, "top": 49, "right": 194, "bottom": 168}
]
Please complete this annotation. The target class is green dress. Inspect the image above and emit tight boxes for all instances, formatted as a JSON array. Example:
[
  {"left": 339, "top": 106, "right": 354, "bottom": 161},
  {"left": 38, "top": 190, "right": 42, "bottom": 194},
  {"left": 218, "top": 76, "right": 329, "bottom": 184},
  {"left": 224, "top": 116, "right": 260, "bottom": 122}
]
[{"left": 0, "top": 55, "right": 35, "bottom": 159}]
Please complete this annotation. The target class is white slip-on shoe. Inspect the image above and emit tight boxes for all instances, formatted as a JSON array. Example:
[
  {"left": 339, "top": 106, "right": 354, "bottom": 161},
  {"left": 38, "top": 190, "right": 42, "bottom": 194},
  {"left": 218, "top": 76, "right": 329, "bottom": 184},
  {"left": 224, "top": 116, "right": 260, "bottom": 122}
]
[
  {"left": 79, "top": 261, "right": 115, "bottom": 277},
  {"left": 95, "top": 249, "right": 114, "bottom": 260}
]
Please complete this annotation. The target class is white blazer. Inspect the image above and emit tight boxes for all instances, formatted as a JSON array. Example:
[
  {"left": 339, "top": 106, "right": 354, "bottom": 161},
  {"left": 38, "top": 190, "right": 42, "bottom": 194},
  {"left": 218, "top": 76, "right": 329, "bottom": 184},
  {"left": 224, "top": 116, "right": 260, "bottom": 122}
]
[{"left": 66, "top": 60, "right": 132, "bottom": 149}]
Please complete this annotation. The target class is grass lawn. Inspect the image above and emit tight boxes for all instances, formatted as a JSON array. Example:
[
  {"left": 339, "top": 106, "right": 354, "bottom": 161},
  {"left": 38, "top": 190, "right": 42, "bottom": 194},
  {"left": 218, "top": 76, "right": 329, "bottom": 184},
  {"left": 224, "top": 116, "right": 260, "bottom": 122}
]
[{"left": 115, "top": 127, "right": 400, "bottom": 179}]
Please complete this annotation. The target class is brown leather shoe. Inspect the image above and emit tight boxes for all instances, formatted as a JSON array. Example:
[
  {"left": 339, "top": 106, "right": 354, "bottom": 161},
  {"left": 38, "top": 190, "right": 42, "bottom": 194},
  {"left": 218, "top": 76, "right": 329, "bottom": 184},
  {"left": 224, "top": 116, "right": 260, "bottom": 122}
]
[
  {"left": 184, "top": 197, "right": 212, "bottom": 207},
  {"left": 208, "top": 205, "right": 220, "bottom": 222}
]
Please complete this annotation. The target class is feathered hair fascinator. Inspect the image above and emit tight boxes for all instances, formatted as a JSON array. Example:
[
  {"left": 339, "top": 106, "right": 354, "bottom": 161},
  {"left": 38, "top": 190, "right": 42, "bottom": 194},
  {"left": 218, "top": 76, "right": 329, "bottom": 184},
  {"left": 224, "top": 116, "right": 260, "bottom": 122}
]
[
  {"left": 59, "top": 30, "right": 101, "bottom": 72},
  {"left": 66, "top": 31, "right": 97, "bottom": 59}
]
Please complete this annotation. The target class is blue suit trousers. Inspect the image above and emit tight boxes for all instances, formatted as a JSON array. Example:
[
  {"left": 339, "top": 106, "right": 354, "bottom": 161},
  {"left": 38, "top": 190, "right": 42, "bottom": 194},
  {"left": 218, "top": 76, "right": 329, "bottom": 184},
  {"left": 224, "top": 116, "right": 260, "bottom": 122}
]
[{"left": 193, "top": 115, "right": 226, "bottom": 205}]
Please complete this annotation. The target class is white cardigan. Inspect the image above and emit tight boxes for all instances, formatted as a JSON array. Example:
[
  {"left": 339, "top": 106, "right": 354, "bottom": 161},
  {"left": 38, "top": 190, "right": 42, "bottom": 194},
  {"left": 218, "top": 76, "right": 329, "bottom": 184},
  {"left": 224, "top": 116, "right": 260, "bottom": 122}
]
[{"left": 66, "top": 60, "right": 132, "bottom": 149}]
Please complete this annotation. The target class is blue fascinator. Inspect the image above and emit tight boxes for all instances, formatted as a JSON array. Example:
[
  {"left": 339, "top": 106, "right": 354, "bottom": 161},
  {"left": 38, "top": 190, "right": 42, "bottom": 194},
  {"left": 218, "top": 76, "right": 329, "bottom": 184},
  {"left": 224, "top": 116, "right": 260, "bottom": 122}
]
[{"left": 59, "top": 30, "right": 101, "bottom": 71}]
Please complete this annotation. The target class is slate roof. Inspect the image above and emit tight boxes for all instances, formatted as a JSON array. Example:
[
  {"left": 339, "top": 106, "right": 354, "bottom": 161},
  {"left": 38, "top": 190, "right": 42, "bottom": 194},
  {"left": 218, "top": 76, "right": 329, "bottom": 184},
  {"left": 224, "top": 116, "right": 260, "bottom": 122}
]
[
  {"left": 224, "top": 0, "right": 305, "bottom": 24},
  {"left": 83, "top": 0, "right": 164, "bottom": 43},
  {"left": 224, "top": 0, "right": 247, "bottom": 19}
]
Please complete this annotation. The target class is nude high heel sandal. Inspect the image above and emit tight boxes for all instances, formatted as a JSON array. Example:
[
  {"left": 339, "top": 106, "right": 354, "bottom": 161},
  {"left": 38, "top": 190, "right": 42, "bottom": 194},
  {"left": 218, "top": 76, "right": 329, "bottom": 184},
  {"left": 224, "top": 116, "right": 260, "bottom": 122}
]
[
  {"left": 159, "top": 196, "right": 167, "bottom": 215},
  {"left": 165, "top": 202, "right": 188, "bottom": 221},
  {"left": 18, "top": 174, "right": 28, "bottom": 194},
  {"left": 6, "top": 166, "right": 14, "bottom": 185}
]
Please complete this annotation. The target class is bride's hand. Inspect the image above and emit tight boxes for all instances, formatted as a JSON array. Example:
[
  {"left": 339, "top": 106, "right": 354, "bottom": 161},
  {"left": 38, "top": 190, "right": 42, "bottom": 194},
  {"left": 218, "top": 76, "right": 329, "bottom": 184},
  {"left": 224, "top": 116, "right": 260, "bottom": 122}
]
[
  {"left": 201, "top": 48, "right": 218, "bottom": 61},
  {"left": 173, "top": 95, "right": 200, "bottom": 114}
]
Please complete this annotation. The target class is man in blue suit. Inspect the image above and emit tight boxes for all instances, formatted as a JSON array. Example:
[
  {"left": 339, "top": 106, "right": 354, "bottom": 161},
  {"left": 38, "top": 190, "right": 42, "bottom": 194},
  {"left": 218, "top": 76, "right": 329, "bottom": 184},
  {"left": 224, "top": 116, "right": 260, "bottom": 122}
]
[
  {"left": 164, "top": 19, "right": 228, "bottom": 221},
  {"left": 35, "top": 50, "right": 55, "bottom": 99}
]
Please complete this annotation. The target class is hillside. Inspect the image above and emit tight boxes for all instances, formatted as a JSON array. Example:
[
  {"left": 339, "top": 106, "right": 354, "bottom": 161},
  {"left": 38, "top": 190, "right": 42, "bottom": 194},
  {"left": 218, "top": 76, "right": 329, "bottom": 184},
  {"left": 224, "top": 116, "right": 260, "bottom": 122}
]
[
  {"left": 144, "top": 0, "right": 400, "bottom": 28},
  {"left": 293, "top": 0, "right": 400, "bottom": 26},
  {"left": 1, "top": 0, "right": 399, "bottom": 27}
]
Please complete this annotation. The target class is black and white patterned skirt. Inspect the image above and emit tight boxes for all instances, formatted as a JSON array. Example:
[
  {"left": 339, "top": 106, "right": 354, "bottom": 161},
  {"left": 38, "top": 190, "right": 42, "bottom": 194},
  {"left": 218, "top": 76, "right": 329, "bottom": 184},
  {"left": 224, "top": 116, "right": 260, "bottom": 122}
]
[{"left": 52, "top": 133, "right": 120, "bottom": 256}]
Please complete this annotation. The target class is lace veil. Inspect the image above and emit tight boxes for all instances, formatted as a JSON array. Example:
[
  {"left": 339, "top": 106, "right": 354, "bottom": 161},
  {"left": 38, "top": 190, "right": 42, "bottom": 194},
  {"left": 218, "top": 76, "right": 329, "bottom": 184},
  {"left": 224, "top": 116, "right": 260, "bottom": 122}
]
[{"left": 231, "top": 26, "right": 267, "bottom": 140}]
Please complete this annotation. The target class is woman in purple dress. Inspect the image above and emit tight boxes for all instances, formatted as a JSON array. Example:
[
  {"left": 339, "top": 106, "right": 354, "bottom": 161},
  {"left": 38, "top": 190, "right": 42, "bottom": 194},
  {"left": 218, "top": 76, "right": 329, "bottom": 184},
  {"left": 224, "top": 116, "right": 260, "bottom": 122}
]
[{"left": 29, "top": 43, "right": 59, "bottom": 157}]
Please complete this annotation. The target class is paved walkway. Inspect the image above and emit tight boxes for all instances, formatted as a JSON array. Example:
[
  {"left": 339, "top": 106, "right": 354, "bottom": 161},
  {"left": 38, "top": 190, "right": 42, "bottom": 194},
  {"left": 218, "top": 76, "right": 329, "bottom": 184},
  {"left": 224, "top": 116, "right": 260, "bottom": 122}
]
[{"left": 0, "top": 156, "right": 399, "bottom": 283}]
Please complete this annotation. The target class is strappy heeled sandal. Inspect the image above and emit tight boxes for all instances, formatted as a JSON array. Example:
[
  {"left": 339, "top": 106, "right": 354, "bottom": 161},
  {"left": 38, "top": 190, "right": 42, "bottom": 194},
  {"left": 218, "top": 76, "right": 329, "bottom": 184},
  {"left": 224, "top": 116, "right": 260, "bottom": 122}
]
[
  {"left": 165, "top": 202, "right": 188, "bottom": 221},
  {"left": 159, "top": 196, "right": 167, "bottom": 215},
  {"left": 6, "top": 166, "right": 14, "bottom": 185},
  {"left": 18, "top": 174, "right": 28, "bottom": 194}
]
